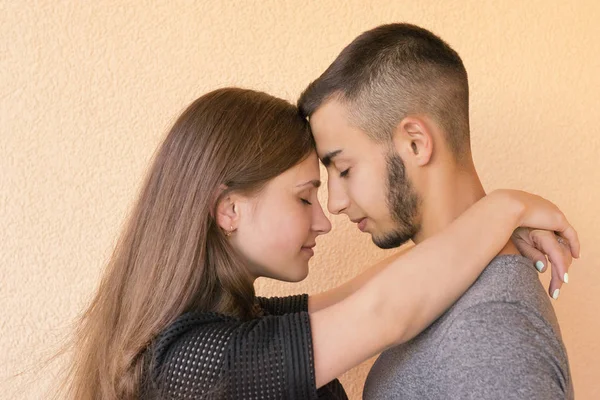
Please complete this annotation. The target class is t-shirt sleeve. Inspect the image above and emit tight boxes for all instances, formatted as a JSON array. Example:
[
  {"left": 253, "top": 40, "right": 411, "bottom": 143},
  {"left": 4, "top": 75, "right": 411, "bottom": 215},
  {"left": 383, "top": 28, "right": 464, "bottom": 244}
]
[
  {"left": 256, "top": 294, "right": 309, "bottom": 315},
  {"left": 152, "top": 311, "right": 321, "bottom": 400},
  {"left": 317, "top": 378, "right": 349, "bottom": 399},
  {"left": 434, "top": 302, "right": 573, "bottom": 400}
]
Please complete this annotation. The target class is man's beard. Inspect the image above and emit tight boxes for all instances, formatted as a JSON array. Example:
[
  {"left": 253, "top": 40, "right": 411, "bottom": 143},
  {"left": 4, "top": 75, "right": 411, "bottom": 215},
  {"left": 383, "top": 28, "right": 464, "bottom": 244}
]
[{"left": 372, "top": 152, "right": 421, "bottom": 249}]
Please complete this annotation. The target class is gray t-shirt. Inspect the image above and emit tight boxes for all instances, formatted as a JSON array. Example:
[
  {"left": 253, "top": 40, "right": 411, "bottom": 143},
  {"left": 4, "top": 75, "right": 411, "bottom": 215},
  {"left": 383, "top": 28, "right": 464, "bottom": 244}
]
[{"left": 363, "top": 255, "right": 573, "bottom": 400}]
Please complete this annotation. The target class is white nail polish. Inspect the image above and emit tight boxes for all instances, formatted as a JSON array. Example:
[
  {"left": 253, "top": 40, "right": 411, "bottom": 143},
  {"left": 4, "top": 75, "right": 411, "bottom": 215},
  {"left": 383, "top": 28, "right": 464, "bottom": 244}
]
[
  {"left": 563, "top": 273, "right": 569, "bottom": 284},
  {"left": 552, "top": 289, "right": 560, "bottom": 300},
  {"left": 535, "top": 261, "right": 544, "bottom": 272}
]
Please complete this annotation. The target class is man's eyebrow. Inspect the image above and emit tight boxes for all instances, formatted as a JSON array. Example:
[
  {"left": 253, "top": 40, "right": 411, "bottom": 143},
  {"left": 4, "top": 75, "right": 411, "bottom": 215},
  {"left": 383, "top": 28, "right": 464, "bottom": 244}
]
[
  {"left": 296, "top": 179, "right": 321, "bottom": 188},
  {"left": 321, "top": 149, "right": 342, "bottom": 167}
]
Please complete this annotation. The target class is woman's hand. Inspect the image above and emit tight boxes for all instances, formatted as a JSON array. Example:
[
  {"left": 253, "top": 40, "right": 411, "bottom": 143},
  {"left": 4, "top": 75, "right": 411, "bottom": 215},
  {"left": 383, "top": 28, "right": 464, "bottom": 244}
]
[
  {"left": 494, "top": 189, "right": 580, "bottom": 299},
  {"left": 512, "top": 228, "right": 574, "bottom": 299}
]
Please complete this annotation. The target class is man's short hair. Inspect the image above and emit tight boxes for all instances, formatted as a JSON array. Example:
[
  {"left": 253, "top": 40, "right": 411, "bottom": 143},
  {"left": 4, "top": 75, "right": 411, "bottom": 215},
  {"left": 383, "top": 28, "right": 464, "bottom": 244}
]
[{"left": 299, "top": 23, "right": 471, "bottom": 158}]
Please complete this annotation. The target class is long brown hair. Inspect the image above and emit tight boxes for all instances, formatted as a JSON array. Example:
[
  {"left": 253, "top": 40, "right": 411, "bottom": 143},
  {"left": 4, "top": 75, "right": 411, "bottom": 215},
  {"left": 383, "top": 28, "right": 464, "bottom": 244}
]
[{"left": 63, "top": 88, "right": 314, "bottom": 399}]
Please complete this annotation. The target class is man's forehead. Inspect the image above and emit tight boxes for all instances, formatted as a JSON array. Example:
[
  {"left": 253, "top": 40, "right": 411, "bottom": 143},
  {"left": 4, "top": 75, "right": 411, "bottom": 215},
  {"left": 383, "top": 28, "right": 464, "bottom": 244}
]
[{"left": 309, "top": 100, "right": 361, "bottom": 162}]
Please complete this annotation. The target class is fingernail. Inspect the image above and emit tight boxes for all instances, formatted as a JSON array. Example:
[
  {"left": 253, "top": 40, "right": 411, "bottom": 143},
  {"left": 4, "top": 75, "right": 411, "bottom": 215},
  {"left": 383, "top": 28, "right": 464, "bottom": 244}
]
[
  {"left": 552, "top": 289, "right": 560, "bottom": 300},
  {"left": 535, "top": 261, "right": 544, "bottom": 272},
  {"left": 563, "top": 272, "right": 569, "bottom": 284}
]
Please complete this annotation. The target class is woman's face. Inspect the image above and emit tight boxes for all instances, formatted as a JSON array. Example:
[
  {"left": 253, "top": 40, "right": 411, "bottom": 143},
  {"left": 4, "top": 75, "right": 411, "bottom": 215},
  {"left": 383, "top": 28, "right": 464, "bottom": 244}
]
[{"left": 232, "top": 152, "right": 332, "bottom": 282}]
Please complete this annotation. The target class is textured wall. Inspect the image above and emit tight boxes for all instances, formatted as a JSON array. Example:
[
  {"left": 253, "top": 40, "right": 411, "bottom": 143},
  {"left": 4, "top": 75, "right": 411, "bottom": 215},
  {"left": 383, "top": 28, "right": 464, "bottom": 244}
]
[{"left": 1, "top": 1, "right": 599, "bottom": 399}]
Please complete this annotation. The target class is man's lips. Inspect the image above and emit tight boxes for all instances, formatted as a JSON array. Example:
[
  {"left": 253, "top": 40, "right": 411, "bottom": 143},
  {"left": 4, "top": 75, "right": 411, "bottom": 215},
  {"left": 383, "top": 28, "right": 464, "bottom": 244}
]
[{"left": 351, "top": 218, "right": 367, "bottom": 232}]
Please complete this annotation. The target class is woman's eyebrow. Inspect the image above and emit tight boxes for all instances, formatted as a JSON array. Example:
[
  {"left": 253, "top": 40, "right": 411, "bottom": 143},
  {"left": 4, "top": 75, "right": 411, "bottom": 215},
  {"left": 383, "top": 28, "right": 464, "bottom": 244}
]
[{"left": 296, "top": 179, "right": 321, "bottom": 188}]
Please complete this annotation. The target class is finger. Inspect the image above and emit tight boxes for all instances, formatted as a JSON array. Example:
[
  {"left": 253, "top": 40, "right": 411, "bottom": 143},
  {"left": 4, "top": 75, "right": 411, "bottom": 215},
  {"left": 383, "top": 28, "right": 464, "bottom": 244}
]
[
  {"left": 547, "top": 251, "right": 564, "bottom": 300},
  {"left": 555, "top": 224, "right": 580, "bottom": 259},
  {"left": 548, "top": 240, "right": 571, "bottom": 299},
  {"left": 549, "top": 265, "right": 563, "bottom": 300},
  {"left": 532, "top": 230, "right": 571, "bottom": 281},
  {"left": 531, "top": 231, "right": 570, "bottom": 299},
  {"left": 555, "top": 236, "right": 573, "bottom": 285},
  {"left": 511, "top": 228, "right": 550, "bottom": 272},
  {"left": 536, "top": 254, "right": 549, "bottom": 274},
  {"left": 519, "top": 239, "right": 549, "bottom": 273},
  {"left": 547, "top": 240, "right": 572, "bottom": 285}
]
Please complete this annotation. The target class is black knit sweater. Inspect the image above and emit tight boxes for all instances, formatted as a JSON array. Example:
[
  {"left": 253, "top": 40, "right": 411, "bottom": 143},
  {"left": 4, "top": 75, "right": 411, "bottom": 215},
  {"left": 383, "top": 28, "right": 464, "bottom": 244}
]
[{"left": 144, "top": 294, "right": 348, "bottom": 399}]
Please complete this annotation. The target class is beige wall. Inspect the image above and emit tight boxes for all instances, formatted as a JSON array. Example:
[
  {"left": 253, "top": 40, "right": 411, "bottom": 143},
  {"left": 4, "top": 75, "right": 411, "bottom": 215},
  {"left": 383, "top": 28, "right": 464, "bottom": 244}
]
[{"left": 1, "top": 1, "right": 599, "bottom": 398}]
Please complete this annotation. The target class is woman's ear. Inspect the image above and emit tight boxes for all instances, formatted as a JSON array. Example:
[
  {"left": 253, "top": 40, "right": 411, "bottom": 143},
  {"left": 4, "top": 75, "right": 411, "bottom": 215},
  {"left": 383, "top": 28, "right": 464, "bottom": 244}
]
[
  {"left": 392, "top": 116, "right": 433, "bottom": 166},
  {"left": 215, "top": 193, "right": 240, "bottom": 234}
]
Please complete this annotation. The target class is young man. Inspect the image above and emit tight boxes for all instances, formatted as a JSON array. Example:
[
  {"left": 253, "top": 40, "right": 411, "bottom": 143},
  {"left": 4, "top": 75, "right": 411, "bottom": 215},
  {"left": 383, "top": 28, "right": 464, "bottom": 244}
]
[{"left": 299, "top": 23, "right": 573, "bottom": 399}]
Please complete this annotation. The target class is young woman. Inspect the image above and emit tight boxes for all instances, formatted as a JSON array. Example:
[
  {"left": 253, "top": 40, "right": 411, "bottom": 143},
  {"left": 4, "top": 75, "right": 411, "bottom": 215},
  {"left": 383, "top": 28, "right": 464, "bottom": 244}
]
[{"left": 64, "top": 88, "right": 578, "bottom": 399}]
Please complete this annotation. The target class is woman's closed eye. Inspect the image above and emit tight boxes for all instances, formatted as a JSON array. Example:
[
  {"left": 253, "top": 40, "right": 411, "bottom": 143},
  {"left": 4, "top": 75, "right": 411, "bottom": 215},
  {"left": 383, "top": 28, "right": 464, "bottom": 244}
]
[{"left": 339, "top": 168, "right": 350, "bottom": 178}]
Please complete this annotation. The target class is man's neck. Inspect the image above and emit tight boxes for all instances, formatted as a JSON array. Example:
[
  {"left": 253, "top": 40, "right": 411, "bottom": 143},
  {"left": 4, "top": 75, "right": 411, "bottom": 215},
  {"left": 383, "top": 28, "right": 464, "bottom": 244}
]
[{"left": 410, "top": 163, "right": 518, "bottom": 256}]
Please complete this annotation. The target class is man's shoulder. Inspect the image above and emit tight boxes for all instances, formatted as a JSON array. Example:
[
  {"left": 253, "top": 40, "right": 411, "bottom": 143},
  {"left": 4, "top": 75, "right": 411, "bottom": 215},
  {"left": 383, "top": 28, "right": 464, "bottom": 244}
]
[
  {"left": 433, "top": 255, "right": 570, "bottom": 380},
  {"left": 447, "top": 255, "right": 554, "bottom": 318},
  {"left": 433, "top": 297, "right": 572, "bottom": 399},
  {"left": 364, "top": 255, "right": 572, "bottom": 400}
]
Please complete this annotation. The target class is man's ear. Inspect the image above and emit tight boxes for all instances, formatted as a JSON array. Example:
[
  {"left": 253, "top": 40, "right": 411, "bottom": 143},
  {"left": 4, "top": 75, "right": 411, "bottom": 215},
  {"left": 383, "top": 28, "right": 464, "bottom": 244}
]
[{"left": 392, "top": 116, "right": 433, "bottom": 166}]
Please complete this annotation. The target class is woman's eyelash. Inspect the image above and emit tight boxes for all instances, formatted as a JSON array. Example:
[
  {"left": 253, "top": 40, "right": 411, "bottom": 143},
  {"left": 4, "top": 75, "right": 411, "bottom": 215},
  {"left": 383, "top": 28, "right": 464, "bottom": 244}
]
[
  {"left": 340, "top": 168, "right": 350, "bottom": 178},
  {"left": 301, "top": 198, "right": 312, "bottom": 205}
]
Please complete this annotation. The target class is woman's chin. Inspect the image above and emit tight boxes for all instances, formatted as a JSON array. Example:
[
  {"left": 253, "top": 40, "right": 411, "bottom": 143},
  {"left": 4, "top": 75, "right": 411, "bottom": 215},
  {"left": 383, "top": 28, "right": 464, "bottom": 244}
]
[
  {"left": 258, "top": 261, "right": 309, "bottom": 283},
  {"left": 280, "top": 265, "right": 310, "bottom": 283}
]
